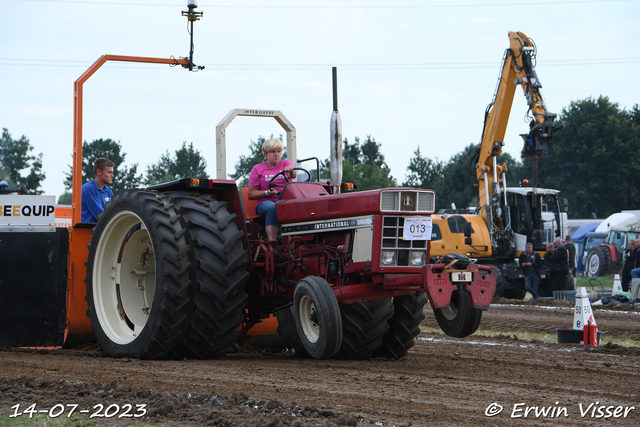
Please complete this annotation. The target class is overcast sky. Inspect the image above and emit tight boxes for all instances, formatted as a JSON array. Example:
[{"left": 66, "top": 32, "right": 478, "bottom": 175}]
[{"left": 1, "top": 0, "right": 638, "bottom": 199}]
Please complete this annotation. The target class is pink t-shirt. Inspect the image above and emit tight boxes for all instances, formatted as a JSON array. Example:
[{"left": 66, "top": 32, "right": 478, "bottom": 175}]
[{"left": 249, "top": 160, "right": 295, "bottom": 204}]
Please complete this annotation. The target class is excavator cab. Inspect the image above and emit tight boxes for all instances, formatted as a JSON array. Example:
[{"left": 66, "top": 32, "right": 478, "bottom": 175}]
[{"left": 507, "top": 188, "right": 566, "bottom": 254}]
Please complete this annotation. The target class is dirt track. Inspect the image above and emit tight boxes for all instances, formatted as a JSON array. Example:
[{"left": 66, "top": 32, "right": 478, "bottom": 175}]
[{"left": 1, "top": 301, "right": 640, "bottom": 426}]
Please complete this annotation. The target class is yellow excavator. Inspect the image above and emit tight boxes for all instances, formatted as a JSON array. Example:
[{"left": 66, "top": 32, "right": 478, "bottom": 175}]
[{"left": 430, "top": 31, "right": 567, "bottom": 298}]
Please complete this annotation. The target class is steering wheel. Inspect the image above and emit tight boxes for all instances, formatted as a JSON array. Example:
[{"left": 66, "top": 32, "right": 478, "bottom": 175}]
[{"left": 268, "top": 167, "right": 311, "bottom": 190}]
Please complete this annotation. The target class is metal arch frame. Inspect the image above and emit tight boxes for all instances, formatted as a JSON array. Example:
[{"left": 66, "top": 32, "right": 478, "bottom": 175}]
[
  {"left": 215, "top": 109, "right": 297, "bottom": 180},
  {"left": 67, "top": 54, "right": 188, "bottom": 343},
  {"left": 72, "top": 55, "right": 189, "bottom": 225}
]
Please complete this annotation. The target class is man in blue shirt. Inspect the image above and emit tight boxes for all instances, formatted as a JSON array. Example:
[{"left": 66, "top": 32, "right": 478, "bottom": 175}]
[{"left": 81, "top": 158, "right": 115, "bottom": 223}]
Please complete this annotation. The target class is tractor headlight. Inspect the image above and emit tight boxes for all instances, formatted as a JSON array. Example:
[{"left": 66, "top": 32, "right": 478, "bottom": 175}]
[
  {"left": 380, "top": 250, "right": 396, "bottom": 266},
  {"left": 409, "top": 250, "right": 426, "bottom": 266}
]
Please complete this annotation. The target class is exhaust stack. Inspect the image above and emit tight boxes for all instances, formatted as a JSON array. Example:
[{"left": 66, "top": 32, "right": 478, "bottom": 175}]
[{"left": 330, "top": 67, "right": 343, "bottom": 193}]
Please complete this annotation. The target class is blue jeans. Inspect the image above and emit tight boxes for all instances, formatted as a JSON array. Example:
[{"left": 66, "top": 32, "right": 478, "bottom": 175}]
[
  {"left": 525, "top": 275, "right": 540, "bottom": 299},
  {"left": 256, "top": 200, "right": 279, "bottom": 227},
  {"left": 632, "top": 267, "right": 640, "bottom": 279}
]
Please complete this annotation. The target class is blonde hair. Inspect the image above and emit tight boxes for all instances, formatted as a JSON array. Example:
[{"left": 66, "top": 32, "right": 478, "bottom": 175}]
[{"left": 262, "top": 138, "right": 284, "bottom": 156}]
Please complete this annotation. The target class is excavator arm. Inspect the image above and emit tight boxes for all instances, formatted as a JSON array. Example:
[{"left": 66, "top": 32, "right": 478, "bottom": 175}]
[{"left": 475, "top": 31, "right": 563, "bottom": 256}]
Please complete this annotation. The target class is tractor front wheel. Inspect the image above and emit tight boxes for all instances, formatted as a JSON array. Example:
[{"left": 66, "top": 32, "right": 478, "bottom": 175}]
[{"left": 293, "top": 276, "right": 342, "bottom": 359}]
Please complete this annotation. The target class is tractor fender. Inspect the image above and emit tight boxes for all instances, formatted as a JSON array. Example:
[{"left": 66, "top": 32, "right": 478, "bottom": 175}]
[
  {"left": 602, "top": 243, "right": 618, "bottom": 263},
  {"left": 209, "top": 180, "right": 253, "bottom": 270}
]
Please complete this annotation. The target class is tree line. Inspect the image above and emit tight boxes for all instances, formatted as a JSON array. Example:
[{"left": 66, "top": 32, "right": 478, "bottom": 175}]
[
  {"left": 0, "top": 128, "right": 46, "bottom": 194},
  {"left": 401, "top": 96, "right": 640, "bottom": 218},
  {"left": 3, "top": 96, "right": 639, "bottom": 218},
  {"left": 57, "top": 139, "right": 207, "bottom": 204},
  {"left": 230, "top": 96, "right": 640, "bottom": 219}
]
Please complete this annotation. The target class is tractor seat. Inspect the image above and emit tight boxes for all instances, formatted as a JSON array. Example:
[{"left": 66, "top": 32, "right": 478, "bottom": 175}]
[
  {"left": 241, "top": 188, "right": 266, "bottom": 239},
  {"left": 241, "top": 187, "right": 262, "bottom": 221}
]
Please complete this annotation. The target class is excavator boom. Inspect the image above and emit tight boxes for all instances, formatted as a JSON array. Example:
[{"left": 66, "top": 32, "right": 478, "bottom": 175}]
[
  {"left": 430, "top": 31, "right": 567, "bottom": 299},
  {"left": 474, "top": 31, "right": 563, "bottom": 256}
]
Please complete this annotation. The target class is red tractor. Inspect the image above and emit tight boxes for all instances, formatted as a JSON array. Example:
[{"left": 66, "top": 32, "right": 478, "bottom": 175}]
[
  {"left": 0, "top": 58, "right": 496, "bottom": 360},
  {"left": 83, "top": 106, "right": 496, "bottom": 360}
]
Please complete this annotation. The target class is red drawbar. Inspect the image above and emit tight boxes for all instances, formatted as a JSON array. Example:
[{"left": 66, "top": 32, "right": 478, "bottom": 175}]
[
  {"left": 464, "top": 264, "right": 496, "bottom": 310},
  {"left": 423, "top": 264, "right": 496, "bottom": 310},
  {"left": 423, "top": 267, "right": 456, "bottom": 309}
]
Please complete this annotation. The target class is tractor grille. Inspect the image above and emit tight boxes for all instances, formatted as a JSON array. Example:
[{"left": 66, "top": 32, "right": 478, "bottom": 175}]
[
  {"left": 380, "top": 190, "right": 435, "bottom": 213},
  {"left": 381, "top": 216, "right": 428, "bottom": 267}
]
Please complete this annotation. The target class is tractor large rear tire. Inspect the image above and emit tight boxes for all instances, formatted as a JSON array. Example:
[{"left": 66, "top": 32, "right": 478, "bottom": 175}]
[
  {"left": 167, "top": 192, "right": 250, "bottom": 359},
  {"left": 587, "top": 246, "right": 613, "bottom": 277},
  {"left": 85, "top": 190, "right": 192, "bottom": 359},
  {"left": 335, "top": 298, "right": 394, "bottom": 360},
  {"left": 376, "top": 293, "right": 427, "bottom": 359},
  {"left": 433, "top": 286, "right": 482, "bottom": 338}
]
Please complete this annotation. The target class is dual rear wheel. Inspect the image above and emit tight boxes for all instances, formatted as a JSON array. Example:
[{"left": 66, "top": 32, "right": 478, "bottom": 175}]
[{"left": 85, "top": 190, "right": 249, "bottom": 359}]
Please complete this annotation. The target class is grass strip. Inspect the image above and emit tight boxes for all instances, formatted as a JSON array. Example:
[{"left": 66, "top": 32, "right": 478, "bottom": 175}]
[
  {"left": 0, "top": 415, "right": 161, "bottom": 427},
  {"left": 576, "top": 274, "right": 616, "bottom": 291},
  {"left": 420, "top": 325, "right": 640, "bottom": 348},
  {"left": 0, "top": 415, "right": 96, "bottom": 427}
]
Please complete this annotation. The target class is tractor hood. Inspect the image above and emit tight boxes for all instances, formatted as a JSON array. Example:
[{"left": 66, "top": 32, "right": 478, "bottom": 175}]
[{"left": 276, "top": 183, "right": 436, "bottom": 223}]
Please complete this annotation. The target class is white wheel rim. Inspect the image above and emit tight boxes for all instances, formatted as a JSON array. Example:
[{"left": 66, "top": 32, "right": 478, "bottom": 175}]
[
  {"left": 93, "top": 210, "right": 156, "bottom": 345},
  {"left": 298, "top": 294, "right": 320, "bottom": 343},
  {"left": 589, "top": 254, "right": 599, "bottom": 276}
]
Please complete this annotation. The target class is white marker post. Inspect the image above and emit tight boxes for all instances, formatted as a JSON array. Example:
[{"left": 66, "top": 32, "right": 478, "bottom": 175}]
[
  {"left": 573, "top": 287, "right": 599, "bottom": 346},
  {"left": 613, "top": 274, "right": 623, "bottom": 294},
  {"left": 557, "top": 287, "right": 599, "bottom": 346},
  {"left": 573, "top": 287, "right": 596, "bottom": 330}
]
